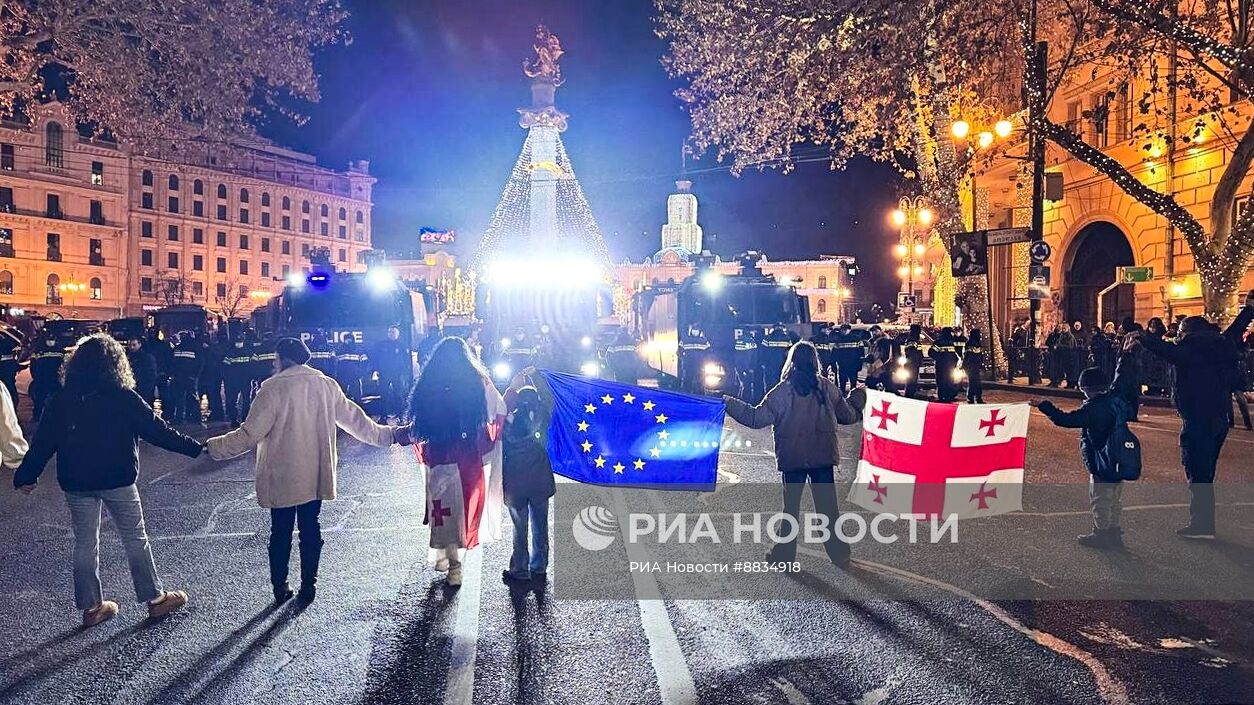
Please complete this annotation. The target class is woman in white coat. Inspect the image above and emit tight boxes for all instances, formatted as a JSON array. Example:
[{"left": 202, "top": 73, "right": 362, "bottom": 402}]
[{"left": 207, "top": 338, "right": 402, "bottom": 604}]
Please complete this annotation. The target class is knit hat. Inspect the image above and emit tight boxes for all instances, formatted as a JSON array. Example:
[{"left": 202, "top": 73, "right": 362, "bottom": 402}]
[
  {"left": 1077, "top": 366, "right": 1109, "bottom": 389},
  {"left": 275, "top": 337, "right": 311, "bottom": 365}
]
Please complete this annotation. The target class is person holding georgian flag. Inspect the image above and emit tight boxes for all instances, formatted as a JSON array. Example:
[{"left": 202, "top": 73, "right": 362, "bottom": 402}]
[{"left": 399, "top": 338, "right": 506, "bottom": 587}]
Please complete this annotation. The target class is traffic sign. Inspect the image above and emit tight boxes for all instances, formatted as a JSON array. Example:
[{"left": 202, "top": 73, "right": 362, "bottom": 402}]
[
  {"left": 985, "top": 227, "right": 1032, "bottom": 246},
  {"left": 1029, "top": 240, "right": 1052, "bottom": 263},
  {"left": 1028, "top": 266, "right": 1051, "bottom": 300},
  {"left": 1119, "top": 266, "right": 1154, "bottom": 283},
  {"left": 897, "top": 292, "right": 917, "bottom": 311}
]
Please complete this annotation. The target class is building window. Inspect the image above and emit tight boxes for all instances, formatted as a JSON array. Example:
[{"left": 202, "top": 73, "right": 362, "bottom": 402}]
[
  {"left": 193, "top": 179, "right": 204, "bottom": 195},
  {"left": 239, "top": 260, "right": 249, "bottom": 275},
  {"left": 817, "top": 299, "right": 827, "bottom": 314},
  {"left": 193, "top": 228, "right": 204, "bottom": 244},
  {"left": 355, "top": 210, "right": 364, "bottom": 224},
  {"left": 46, "top": 273, "right": 61, "bottom": 304},
  {"left": 89, "top": 238, "right": 104, "bottom": 266},
  {"left": 338, "top": 207, "right": 346, "bottom": 222},
  {"left": 216, "top": 231, "right": 227, "bottom": 247},
  {"left": 90, "top": 200, "right": 105, "bottom": 224},
  {"left": 240, "top": 188, "right": 250, "bottom": 204},
  {"left": 282, "top": 196, "right": 291, "bottom": 210},
  {"left": 338, "top": 225, "right": 347, "bottom": 239},
  {"left": 282, "top": 215, "right": 291, "bottom": 230},
  {"left": 217, "top": 183, "right": 227, "bottom": 199},
  {"left": 168, "top": 196, "right": 179, "bottom": 214},
  {"left": 338, "top": 248, "right": 347, "bottom": 263},
  {"left": 281, "top": 240, "right": 291, "bottom": 255},
  {"left": 319, "top": 204, "right": 328, "bottom": 219},
  {"left": 0, "top": 187, "right": 12, "bottom": 213},
  {"left": 818, "top": 276, "right": 827, "bottom": 289},
  {"left": 141, "top": 249, "right": 153, "bottom": 266},
  {"left": 169, "top": 174, "right": 179, "bottom": 191},
  {"left": 239, "top": 234, "right": 249, "bottom": 250},
  {"left": 261, "top": 262, "right": 270, "bottom": 277},
  {"left": 168, "top": 252, "right": 179, "bottom": 269},
  {"left": 193, "top": 254, "right": 204, "bottom": 271},
  {"left": 46, "top": 233, "right": 61, "bottom": 261},
  {"left": 91, "top": 161, "right": 104, "bottom": 185},
  {"left": 261, "top": 192, "right": 270, "bottom": 207},
  {"left": 45, "top": 123, "right": 64, "bottom": 168},
  {"left": 302, "top": 200, "right": 310, "bottom": 214},
  {"left": 320, "top": 222, "right": 329, "bottom": 237},
  {"left": 192, "top": 281, "right": 203, "bottom": 297},
  {"left": 261, "top": 237, "right": 270, "bottom": 253},
  {"left": 142, "top": 170, "right": 154, "bottom": 187},
  {"left": 141, "top": 192, "right": 154, "bottom": 210},
  {"left": 216, "top": 257, "right": 226, "bottom": 273},
  {"left": 141, "top": 277, "right": 154, "bottom": 294},
  {"left": 0, "top": 271, "right": 11, "bottom": 295},
  {"left": 302, "top": 219, "right": 310, "bottom": 234},
  {"left": 168, "top": 225, "right": 179, "bottom": 241},
  {"left": 239, "top": 208, "right": 249, "bottom": 224},
  {"left": 141, "top": 221, "right": 154, "bottom": 238},
  {"left": 46, "top": 193, "right": 62, "bottom": 219},
  {"left": 281, "top": 264, "right": 290, "bottom": 278},
  {"left": 261, "top": 212, "right": 271, "bottom": 228},
  {"left": 193, "top": 200, "right": 204, "bottom": 217},
  {"left": 216, "top": 204, "right": 227, "bottom": 220},
  {"left": 0, "top": 228, "right": 12, "bottom": 258},
  {"left": 215, "top": 282, "right": 226, "bottom": 298},
  {"left": 301, "top": 243, "right": 310, "bottom": 256},
  {"left": 1, "top": 144, "right": 13, "bottom": 171}
]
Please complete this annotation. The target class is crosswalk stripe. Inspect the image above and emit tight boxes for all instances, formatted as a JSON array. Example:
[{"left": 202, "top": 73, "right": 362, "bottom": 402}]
[{"left": 444, "top": 549, "right": 483, "bottom": 705}]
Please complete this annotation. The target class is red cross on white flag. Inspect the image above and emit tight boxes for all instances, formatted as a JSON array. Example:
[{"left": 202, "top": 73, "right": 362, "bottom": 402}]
[{"left": 848, "top": 390, "right": 1027, "bottom": 518}]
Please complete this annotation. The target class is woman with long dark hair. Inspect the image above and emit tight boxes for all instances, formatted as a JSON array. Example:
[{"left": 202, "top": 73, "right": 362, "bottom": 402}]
[
  {"left": 13, "top": 334, "right": 202, "bottom": 627},
  {"left": 402, "top": 337, "right": 505, "bottom": 586},
  {"left": 724, "top": 341, "right": 859, "bottom": 567}
]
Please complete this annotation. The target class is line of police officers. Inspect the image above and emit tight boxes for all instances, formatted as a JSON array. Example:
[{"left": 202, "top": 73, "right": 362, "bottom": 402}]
[{"left": 1, "top": 324, "right": 414, "bottom": 425}]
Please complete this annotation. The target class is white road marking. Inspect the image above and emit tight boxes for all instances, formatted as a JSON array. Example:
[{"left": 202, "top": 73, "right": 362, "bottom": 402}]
[
  {"left": 612, "top": 493, "right": 698, "bottom": 705},
  {"left": 836, "top": 553, "right": 1131, "bottom": 705},
  {"left": 444, "top": 548, "right": 483, "bottom": 705}
]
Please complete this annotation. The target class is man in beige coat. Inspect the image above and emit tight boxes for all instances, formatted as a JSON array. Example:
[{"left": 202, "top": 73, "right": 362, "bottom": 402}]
[{"left": 207, "top": 338, "right": 402, "bottom": 604}]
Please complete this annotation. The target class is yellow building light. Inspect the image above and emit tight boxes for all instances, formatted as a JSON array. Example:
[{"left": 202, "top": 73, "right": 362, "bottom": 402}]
[
  {"left": 994, "top": 120, "right": 1013, "bottom": 139},
  {"left": 976, "top": 131, "right": 995, "bottom": 150},
  {"left": 951, "top": 120, "right": 971, "bottom": 140}
]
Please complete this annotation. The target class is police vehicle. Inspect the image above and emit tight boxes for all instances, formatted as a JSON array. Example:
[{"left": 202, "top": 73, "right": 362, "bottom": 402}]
[
  {"left": 476, "top": 257, "right": 611, "bottom": 384},
  {"left": 633, "top": 252, "right": 811, "bottom": 394},
  {"left": 848, "top": 323, "right": 940, "bottom": 389}
]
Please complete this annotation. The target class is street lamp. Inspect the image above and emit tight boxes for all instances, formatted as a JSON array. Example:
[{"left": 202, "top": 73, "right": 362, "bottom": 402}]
[
  {"left": 58, "top": 280, "right": 87, "bottom": 308},
  {"left": 890, "top": 195, "right": 933, "bottom": 321}
]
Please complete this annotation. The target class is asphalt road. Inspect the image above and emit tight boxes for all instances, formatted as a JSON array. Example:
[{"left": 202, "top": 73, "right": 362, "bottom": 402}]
[{"left": 0, "top": 389, "right": 1251, "bottom": 705}]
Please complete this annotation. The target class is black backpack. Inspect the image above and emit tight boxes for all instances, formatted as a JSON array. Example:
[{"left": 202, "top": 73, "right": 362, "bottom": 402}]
[{"left": 1102, "top": 397, "right": 1142, "bottom": 481}]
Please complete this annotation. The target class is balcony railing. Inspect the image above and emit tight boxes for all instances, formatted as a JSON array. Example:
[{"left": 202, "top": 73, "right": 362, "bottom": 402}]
[
  {"left": 0, "top": 245, "right": 13, "bottom": 258},
  {"left": 89, "top": 255, "right": 105, "bottom": 266},
  {"left": 47, "top": 249, "right": 62, "bottom": 262},
  {"left": 46, "top": 294, "right": 62, "bottom": 305}
]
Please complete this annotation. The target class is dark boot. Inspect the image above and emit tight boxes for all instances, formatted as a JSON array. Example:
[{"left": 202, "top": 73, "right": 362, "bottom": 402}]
[
  {"left": 268, "top": 538, "right": 292, "bottom": 593},
  {"left": 297, "top": 538, "right": 323, "bottom": 603},
  {"left": 1077, "top": 527, "right": 1122, "bottom": 549},
  {"left": 1183, "top": 483, "right": 1217, "bottom": 538}
]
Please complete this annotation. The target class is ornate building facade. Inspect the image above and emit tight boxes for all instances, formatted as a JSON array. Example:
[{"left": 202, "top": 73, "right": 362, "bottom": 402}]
[{"left": 0, "top": 102, "right": 375, "bottom": 320}]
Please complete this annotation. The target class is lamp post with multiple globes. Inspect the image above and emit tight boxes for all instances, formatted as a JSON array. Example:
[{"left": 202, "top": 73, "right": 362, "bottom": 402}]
[{"left": 891, "top": 196, "right": 933, "bottom": 322}]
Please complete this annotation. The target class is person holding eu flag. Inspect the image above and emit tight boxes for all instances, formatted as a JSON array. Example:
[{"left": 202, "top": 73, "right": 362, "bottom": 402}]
[
  {"left": 501, "top": 368, "right": 555, "bottom": 585},
  {"left": 724, "top": 341, "right": 859, "bottom": 568}
]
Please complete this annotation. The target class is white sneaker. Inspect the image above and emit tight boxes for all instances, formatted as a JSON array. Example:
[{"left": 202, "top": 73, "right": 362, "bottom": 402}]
[{"left": 448, "top": 566, "right": 463, "bottom": 587}]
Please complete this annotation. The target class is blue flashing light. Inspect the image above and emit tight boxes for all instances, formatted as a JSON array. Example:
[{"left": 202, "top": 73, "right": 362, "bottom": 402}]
[{"left": 308, "top": 272, "right": 332, "bottom": 289}]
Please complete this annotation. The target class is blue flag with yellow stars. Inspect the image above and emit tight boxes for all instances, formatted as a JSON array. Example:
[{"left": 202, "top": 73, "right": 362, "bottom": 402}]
[{"left": 542, "top": 371, "right": 724, "bottom": 490}]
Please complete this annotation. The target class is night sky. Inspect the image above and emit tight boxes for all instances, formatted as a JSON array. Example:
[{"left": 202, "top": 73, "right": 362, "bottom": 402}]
[{"left": 264, "top": 0, "right": 902, "bottom": 304}]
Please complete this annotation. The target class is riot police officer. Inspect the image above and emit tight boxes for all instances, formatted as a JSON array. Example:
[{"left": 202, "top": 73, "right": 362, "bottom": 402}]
[
  {"left": 734, "top": 331, "right": 761, "bottom": 402},
  {"left": 759, "top": 325, "right": 793, "bottom": 390},
  {"left": 126, "top": 338, "right": 159, "bottom": 407},
  {"left": 250, "top": 334, "right": 277, "bottom": 390},
  {"left": 28, "top": 333, "right": 67, "bottom": 421},
  {"left": 335, "top": 337, "right": 368, "bottom": 402},
  {"left": 812, "top": 325, "right": 837, "bottom": 381},
  {"left": 222, "top": 334, "right": 255, "bottom": 427},
  {"left": 0, "top": 336, "right": 24, "bottom": 405},
  {"left": 372, "top": 325, "right": 412, "bottom": 420},
  {"left": 902, "top": 324, "right": 925, "bottom": 399},
  {"left": 199, "top": 334, "right": 226, "bottom": 422},
  {"left": 307, "top": 330, "right": 337, "bottom": 378},
  {"left": 831, "top": 323, "right": 863, "bottom": 394},
  {"left": 679, "top": 326, "right": 712, "bottom": 392},
  {"left": 863, "top": 325, "right": 898, "bottom": 393},
  {"left": 501, "top": 330, "right": 537, "bottom": 375},
  {"left": 931, "top": 327, "right": 962, "bottom": 402},
  {"left": 144, "top": 329, "right": 174, "bottom": 417},
  {"left": 605, "top": 329, "right": 639, "bottom": 384},
  {"left": 169, "top": 331, "right": 202, "bottom": 423}
]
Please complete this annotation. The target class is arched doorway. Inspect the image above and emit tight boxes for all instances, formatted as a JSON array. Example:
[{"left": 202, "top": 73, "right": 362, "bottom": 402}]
[{"left": 1064, "top": 221, "right": 1135, "bottom": 330}]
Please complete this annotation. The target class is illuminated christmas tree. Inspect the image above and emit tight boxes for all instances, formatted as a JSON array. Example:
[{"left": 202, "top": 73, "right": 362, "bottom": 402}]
[{"left": 469, "top": 26, "right": 613, "bottom": 274}]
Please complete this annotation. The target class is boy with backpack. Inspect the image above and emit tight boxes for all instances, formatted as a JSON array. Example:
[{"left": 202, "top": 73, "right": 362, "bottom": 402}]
[
  {"left": 1031, "top": 336, "right": 1142, "bottom": 549},
  {"left": 501, "top": 368, "right": 556, "bottom": 584}
]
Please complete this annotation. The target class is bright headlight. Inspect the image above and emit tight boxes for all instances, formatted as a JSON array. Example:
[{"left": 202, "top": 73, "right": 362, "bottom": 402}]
[
  {"left": 703, "top": 362, "right": 725, "bottom": 377},
  {"left": 581, "top": 336, "right": 592, "bottom": 348},
  {"left": 952, "top": 367, "right": 967, "bottom": 382},
  {"left": 492, "top": 362, "right": 511, "bottom": 381},
  {"left": 703, "top": 374, "right": 723, "bottom": 388},
  {"left": 893, "top": 367, "right": 911, "bottom": 383},
  {"left": 499, "top": 338, "right": 512, "bottom": 350},
  {"left": 897, "top": 355, "right": 908, "bottom": 365},
  {"left": 580, "top": 361, "right": 600, "bottom": 377}
]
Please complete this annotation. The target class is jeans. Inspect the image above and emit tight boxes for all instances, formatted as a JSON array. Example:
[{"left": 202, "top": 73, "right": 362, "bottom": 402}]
[
  {"left": 65, "top": 485, "right": 163, "bottom": 610},
  {"left": 269, "top": 500, "right": 323, "bottom": 589},
  {"left": 774, "top": 466, "right": 850, "bottom": 564},
  {"left": 507, "top": 498, "right": 550, "bottom": 579},
  {"left": 1089, "top": 477, "right": 1123, "bottom": 530},
  {"left": 1181, "top": 420, "right": 1228, "bottom": 531}
]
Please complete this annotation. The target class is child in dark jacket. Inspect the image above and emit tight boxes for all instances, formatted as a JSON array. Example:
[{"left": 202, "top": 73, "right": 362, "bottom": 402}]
[
  {"left": 501, "top": 370, "right": 555, "bottom": 584},
  {"left": 1033, "top": 341, "right": 1139, "bottom": 549}
]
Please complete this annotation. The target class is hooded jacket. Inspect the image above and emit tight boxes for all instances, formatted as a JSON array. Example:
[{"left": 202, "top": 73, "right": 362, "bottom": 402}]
[
  {"left": 725, "top": 377, "right": 857, "bottom": 471},
  {"left": 1139, "top": 306, "right": 1253, "bottom": 424}
]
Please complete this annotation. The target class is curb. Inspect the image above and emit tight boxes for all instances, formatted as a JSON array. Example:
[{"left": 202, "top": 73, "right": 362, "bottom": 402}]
[{"left": 984, "top": 381, "right": 1176, "bottom": 408}]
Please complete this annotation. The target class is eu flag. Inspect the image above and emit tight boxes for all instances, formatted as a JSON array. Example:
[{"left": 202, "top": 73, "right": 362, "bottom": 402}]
[{"left": 542, "top": 371, "right": 724, "bottom": 490}]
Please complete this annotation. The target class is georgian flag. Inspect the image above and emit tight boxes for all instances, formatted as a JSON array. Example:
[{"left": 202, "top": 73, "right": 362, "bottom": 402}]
[{"left": 848, "top": 390, "right": 1026, "bottom": 518}]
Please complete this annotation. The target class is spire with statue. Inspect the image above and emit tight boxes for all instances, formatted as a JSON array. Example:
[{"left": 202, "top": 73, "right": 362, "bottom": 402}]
[{"left": 469, "top": 26, "right": 613, "bottom": 273}]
